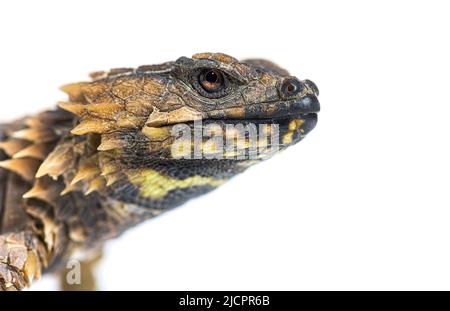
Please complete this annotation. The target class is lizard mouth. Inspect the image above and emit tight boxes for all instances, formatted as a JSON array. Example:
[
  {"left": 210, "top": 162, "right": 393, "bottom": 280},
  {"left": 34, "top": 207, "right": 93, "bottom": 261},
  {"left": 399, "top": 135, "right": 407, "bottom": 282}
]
[
  {"left": 141, "top": 97, "right": 319, "bottom": 160},
  {"left": 204, "top": 95, "right": 320, "bottom": 141},
  {"left": 165, "top": 112, "right": 318, "bottom": 160},
  {"left": 206, "top": 112, "right": 318, "bottom": 134},
  {"left": 208, "top": 112, "right": 318, "bottom": 146}
]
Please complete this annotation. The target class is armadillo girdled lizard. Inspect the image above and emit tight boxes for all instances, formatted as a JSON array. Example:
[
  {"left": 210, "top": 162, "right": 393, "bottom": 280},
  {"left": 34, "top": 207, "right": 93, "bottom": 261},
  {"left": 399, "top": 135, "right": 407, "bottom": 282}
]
[{"left": 0, "top": 53, "right": 320, "bottom": 290}]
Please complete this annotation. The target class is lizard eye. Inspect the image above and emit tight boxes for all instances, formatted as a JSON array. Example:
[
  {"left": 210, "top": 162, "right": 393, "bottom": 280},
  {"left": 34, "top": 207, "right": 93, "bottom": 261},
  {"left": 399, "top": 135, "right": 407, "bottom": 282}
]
[
  {"left": 199, "top": 69, "right": 224, "bottom": 92},
  {"left": 192, "top": 68, "right": 231, "bottom": 99}
]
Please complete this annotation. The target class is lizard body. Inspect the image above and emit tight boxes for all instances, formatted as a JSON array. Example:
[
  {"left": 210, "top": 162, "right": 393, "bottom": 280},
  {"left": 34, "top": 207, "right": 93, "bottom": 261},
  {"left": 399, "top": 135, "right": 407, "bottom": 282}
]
[{"left": 0, "top": 53, "right": 320, "bottom": 290}]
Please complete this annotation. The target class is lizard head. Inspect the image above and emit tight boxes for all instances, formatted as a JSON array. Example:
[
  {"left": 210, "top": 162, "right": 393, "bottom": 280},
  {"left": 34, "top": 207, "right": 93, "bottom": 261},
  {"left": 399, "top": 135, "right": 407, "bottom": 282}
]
[
  {"left": 155, "top": 52, "right": 320, "bottom": 159},
  {"left": 58, "top": 53, "right": 319, "bottom": 209}
]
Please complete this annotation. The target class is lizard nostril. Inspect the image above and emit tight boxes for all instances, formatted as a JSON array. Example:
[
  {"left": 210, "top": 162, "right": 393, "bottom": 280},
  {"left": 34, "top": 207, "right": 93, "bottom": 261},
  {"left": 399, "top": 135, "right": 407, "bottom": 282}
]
[
  {"left": 304, "top": 79, "right": 319, "bottom": 96},
  {"left": 281, "top": 79, "right": 304, "bottom": 97}
]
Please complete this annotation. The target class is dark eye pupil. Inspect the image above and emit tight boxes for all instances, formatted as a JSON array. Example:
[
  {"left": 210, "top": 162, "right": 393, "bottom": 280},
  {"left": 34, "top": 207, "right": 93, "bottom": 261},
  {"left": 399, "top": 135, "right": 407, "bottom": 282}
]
[
  {"left": 287, "top": 83, "right": 296, "bottom": 93},
  {"left": 205, "top": 70, "right": 219, "bottom": 83},
  {"left": 197, "top": 69, "right": 226, "bottom": 96}
]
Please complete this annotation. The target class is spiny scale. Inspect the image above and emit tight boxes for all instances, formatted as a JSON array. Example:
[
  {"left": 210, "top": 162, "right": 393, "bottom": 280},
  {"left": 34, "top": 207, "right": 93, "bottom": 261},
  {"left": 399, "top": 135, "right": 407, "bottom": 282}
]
[
  {"left": 22, "top": 177, "right": 61, "bottom": 203},
  {"left": 0, "top": 158, "right": 41, "bottom": 182},
  {"left": 59, "top": 82, "right": 89, "bottom": 101},
  {"left": 58, "top": 101, "right": 123, "bottom": 119},
  {"left": 70, "top": 118, "right": 116, "bottom": 135},
  {"left": 0, "top": 139, "right": 30, "bottom": 157},
  {"left": 11, "top": 128, "right": 57, "bottom": 143},
  {"left": 104, "top": 173, "right": 122, "bottom": 186},
  {"left": 35, "top": 143, "right": 74, "bottom": 178},
  {"left": 70, "top": 160, "right": 100, "bottom": 185},
  {"left": 85, "top": 176, "right": 106, "bottom": 195},
  {"left": 57, "top": 102, "right": 86, "bottom": 116},
  {"left": 13, "top": 143, "right": 54, "bottom": 160},
  {"left": 97, "top": 135, "right": 128, "bottom": 151}
]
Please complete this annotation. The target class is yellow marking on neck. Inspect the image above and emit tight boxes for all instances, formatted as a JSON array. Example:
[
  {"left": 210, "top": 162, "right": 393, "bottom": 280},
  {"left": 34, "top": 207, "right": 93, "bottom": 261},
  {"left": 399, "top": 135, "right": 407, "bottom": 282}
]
[{"left": 128, "top": 169, "right": 226, "bottom": 199}]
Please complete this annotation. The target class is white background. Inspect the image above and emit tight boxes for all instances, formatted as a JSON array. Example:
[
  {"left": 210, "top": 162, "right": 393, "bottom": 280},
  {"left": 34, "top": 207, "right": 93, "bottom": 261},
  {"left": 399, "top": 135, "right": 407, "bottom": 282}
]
[{"left": 1, "top": 0, "right": 449, "bottom": 290}]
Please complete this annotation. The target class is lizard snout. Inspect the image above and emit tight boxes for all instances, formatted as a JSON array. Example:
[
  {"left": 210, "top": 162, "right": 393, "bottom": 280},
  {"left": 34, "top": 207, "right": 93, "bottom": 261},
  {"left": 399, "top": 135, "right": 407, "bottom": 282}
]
[{"left": 292, "top": 95, "right": 321, "bottom": 114}]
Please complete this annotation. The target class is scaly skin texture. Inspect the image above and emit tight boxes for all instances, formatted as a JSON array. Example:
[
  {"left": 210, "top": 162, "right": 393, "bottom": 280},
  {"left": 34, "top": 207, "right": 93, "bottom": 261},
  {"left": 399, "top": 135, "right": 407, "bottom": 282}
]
[{"left": 0, "top": 53, "right": 320, "bottom": 290}]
